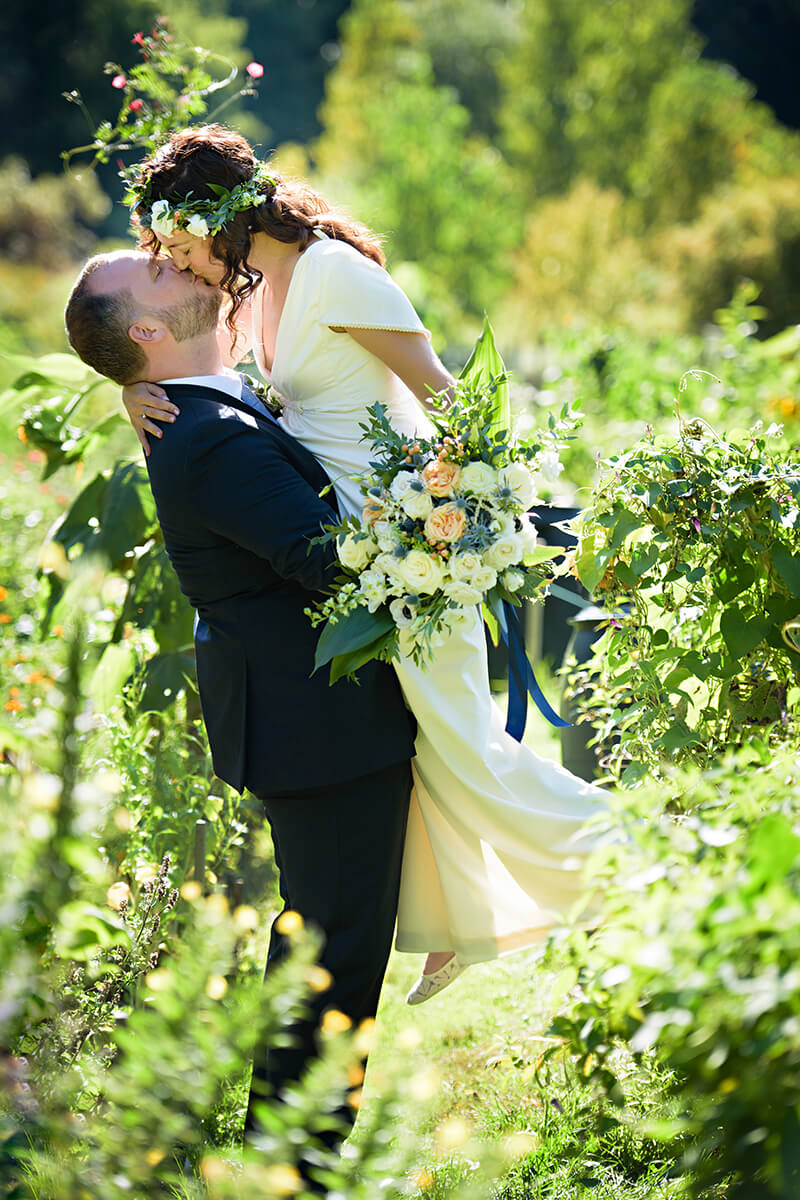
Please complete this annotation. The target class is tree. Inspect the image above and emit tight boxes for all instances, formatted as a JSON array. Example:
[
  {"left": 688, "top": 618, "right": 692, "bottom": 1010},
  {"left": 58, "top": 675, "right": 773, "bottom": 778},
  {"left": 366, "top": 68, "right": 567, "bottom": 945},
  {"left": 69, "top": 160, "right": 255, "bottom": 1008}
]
[
  {"left": 499, "top": 0, "right": 699, "bottom": 199},
  {"left": 314, "top": 0, "right": 522, "bottom": 341},
  {"left": 629, "top": 60, "right": 800, "bottom": 227},
  {"left": 411, "top": 0, "right": 521, "bottom": 140}
]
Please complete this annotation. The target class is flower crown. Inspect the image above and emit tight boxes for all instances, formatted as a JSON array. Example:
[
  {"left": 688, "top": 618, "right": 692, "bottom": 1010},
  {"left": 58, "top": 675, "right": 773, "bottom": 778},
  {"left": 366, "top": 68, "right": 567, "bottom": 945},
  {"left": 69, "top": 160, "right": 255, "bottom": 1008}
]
[{"left": 124, "top": 160, "right": 277, "bottom": 239}]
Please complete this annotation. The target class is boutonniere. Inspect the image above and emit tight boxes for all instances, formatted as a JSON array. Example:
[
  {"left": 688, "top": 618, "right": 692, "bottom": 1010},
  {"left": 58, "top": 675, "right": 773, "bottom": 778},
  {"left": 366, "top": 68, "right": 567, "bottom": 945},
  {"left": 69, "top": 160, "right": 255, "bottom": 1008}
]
[{"left": 242, "top": 373, "right": 284, "bottom": 417}]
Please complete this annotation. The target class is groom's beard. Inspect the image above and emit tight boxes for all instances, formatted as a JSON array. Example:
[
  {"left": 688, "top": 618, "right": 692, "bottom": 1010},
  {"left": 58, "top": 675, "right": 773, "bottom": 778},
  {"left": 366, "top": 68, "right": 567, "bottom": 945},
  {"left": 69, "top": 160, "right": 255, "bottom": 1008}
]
[{"left": 159, "top": 287, "right": 222, "bottom": 343}]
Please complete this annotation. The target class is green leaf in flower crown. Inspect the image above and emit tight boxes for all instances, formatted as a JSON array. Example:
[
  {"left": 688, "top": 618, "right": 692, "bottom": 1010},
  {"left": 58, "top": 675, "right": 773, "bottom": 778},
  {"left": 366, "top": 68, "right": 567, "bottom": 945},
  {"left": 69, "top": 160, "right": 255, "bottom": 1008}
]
[
  {"left": 313, "top": 604, "right": 395, "bottom": 675},
  {"left": 460, "top": 317, "right": 510, "bottom": 436}
]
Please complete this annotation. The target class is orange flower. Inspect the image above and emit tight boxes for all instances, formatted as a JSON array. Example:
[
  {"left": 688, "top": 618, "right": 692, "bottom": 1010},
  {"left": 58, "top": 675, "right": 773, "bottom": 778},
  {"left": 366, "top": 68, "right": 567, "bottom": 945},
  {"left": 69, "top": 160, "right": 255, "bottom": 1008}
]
[
  {"left": 52, "top": 625, "right": 64, "bottom": 637},
  {"left": 0, "top": 614, "right": 10, "bottom": 624},
  {"left": 422, "top": 458, "right": 461, "bottom": 497},
  {"left": 4, "top": 699, "right": 23, "bottom": 713},
  {"left": 424, "top": 502, "right": 467, "bottom": 545},
  {"left": 0, "top": 587, "right": 7, "bottom": 601},
  {"left": 9, "top": 687, "right": 19, "bottom": 698},
  {"left": 16, "top": 425, "right": 27, "bottom": 444}
]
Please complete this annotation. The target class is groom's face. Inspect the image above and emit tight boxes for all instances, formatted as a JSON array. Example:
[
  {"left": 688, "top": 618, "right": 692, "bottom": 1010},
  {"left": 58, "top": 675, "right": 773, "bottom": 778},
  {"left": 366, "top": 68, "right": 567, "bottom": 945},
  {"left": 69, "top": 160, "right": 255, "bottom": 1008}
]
[{"left": 100, "top": 250, "right": 219, "bottom": 319}]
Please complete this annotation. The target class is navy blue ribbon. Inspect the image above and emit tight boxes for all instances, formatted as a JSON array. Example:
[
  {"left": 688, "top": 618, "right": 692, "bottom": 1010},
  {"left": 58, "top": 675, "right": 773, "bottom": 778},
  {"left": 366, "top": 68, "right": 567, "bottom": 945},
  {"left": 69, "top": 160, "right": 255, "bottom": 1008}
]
[{"left": 496, "top": 600, "right": 571, "bottom": 741}]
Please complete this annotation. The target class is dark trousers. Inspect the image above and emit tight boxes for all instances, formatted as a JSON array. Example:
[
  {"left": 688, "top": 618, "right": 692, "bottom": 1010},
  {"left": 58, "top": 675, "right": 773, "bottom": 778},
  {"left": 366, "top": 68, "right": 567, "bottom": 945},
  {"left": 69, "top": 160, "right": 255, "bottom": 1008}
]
[{"left": 245, "top": 759, "right": 411, "bottom": 1137}]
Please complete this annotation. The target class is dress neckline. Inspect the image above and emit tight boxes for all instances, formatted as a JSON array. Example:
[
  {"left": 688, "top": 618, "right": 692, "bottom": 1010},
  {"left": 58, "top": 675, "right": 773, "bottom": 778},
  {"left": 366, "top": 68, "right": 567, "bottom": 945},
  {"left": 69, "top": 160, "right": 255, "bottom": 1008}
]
[{"left": 255, "top": 231, "right": 328, "bottom": 379}]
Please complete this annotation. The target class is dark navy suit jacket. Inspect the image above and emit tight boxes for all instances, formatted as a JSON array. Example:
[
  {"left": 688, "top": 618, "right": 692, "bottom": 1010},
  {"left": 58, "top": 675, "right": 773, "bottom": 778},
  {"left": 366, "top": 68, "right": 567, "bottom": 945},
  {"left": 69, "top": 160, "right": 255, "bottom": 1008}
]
[{"left": 144, "top": 382, "right": 416, "bottom": 796}]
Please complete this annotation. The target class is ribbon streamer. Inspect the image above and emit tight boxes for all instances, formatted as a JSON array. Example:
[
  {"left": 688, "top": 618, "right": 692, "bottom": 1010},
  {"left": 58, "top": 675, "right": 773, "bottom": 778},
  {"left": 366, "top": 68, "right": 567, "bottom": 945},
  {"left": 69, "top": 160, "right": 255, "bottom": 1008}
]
[{"left": 496, "top": 600, "right": 571, "bottom": 741}]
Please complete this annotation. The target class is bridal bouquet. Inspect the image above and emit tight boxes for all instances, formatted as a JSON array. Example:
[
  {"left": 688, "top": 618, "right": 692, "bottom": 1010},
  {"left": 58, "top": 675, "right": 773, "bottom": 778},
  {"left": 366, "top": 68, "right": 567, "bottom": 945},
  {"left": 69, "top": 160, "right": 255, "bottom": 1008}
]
[{"left": 308, "top": 324, "right": 579, "bottom": 681}]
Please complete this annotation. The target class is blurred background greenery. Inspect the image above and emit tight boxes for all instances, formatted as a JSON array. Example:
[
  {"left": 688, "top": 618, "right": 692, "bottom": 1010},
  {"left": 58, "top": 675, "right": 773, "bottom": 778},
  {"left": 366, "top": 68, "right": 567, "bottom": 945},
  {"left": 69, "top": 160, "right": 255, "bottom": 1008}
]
[{"left": 1, "top": 0, "right": 800, "bottom": 359}]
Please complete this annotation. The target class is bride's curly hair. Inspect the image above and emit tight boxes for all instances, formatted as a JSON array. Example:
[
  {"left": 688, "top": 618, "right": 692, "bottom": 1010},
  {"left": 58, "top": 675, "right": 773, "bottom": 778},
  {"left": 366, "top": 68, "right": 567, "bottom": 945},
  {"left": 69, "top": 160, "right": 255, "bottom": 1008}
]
[{"left": 133, "top": 124, "right": 384, "bottom": 332}]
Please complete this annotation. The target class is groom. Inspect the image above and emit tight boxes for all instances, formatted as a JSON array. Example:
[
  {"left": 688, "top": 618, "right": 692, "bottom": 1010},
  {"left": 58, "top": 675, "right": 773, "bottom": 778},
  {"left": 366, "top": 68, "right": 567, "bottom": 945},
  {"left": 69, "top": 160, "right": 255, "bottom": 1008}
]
[{"left": 64, "top": 250, "right": 416, "bottom": 1143}]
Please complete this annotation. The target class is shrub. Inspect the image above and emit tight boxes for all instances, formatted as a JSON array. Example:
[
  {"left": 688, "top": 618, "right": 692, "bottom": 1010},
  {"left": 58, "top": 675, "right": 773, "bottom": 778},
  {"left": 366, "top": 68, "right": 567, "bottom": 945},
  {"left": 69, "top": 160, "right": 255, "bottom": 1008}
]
[
  {"left": 654, "top": 175, "right": 800, "bottom": 335},
  {"left": 551, "top": 752, "right": 800, "bottom": 1198},
  {"left": 566, "top": 405, "right": 800, "bottom": 782}
]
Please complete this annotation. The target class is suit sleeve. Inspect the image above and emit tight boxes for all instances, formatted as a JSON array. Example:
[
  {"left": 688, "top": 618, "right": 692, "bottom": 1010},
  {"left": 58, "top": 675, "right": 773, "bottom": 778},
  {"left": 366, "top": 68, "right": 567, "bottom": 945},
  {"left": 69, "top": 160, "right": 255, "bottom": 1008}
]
[{"left": 186, "top": 418, "right": 338, "bottom": 592}]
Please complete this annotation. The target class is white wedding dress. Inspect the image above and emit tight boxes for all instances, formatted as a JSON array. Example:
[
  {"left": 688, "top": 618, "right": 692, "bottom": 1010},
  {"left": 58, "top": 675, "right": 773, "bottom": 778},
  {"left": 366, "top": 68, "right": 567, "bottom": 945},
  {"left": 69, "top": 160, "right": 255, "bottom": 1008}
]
[{"left": 253, "top": 234, "right": 610, "bottom": 965}]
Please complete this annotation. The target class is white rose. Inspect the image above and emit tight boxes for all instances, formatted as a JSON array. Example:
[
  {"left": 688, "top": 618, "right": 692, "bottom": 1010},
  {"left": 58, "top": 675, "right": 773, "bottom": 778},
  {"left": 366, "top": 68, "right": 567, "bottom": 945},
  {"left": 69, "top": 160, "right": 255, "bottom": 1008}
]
[
  {"left": 470, "top": 563, "right": 498, "bottom": 592},
  {"left": 503, "top": 568, "right": 525, "bottom": 593},
  {"left": 459, "top": 460, "right": 498, "bottom": 497},
  {"left": 185, "top": 214, "right": 210, "bottom": 238},
  {"left": 337, "top": 532, "right": 377, "bottom": 573},
  {"left": 395, "top": 549, "right": 445, "bottom": 595},
  {"left": 374, "top": 551, "right": 404, "bottom": 584},
  {"left": 358, "top": 567, "right": 389, "bottom": 613},
  {"left": 498, "top": 461, "right": 537, "bottom": 509},
  {"left": 373, "top": 519, "right": 401, "bottom": 552},
  {"left": 449, "top": 550, "right": 485, "bottom": 584},
  {"left": 401, "top": 489, "right": 434, "bottom": 520},
  {"left": 443, "top": 579, "right": 483, "bottom": 606},
  {"left": 484, "top": 533, "right": 524, "bottom": 572},
  {"left": 390, "top": 471, "right": 417, "bottom": 500},
  {"left": 149, "top": 199, "right": 176, "bottom": 238}
]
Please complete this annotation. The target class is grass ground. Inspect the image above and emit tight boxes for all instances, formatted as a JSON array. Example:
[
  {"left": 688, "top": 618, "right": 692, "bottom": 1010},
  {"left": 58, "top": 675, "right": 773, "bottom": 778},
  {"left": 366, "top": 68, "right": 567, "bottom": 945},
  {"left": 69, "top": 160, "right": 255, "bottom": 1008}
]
[{"left": 347, "top": 697, "right": 695, "bottom": 1199}]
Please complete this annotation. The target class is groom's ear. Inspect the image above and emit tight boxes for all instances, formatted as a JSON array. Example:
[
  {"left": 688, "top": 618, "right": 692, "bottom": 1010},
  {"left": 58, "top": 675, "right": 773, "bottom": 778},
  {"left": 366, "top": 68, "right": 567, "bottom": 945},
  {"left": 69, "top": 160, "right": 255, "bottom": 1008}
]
[{"left": 128, "top": 320, "right": 167, "bottom": 346}]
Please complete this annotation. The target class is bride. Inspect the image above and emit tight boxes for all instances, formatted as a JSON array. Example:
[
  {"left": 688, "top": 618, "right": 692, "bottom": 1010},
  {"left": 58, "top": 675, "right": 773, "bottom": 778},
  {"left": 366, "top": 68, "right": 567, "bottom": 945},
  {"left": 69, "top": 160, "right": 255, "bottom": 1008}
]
[{"left": 122, "top": 124, "right": 610, "bottom": 1003}]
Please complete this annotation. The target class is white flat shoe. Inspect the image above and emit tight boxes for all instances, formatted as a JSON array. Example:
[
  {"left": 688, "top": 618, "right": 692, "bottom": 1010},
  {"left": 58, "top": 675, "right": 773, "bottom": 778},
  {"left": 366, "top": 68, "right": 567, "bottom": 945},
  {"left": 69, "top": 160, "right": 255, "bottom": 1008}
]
[{"left": 406, "top": 956, "right": 464, "bottom": 1005}]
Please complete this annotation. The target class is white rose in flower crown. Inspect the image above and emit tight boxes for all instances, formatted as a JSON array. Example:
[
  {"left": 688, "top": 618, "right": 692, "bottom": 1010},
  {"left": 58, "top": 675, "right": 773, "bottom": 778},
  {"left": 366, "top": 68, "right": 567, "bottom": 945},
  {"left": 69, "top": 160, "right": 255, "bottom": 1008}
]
[
  {"left": 484, "top": 532, "right": 524, "bottom": 572},
  {"left": 149, "top": 199, "right": 176, "bottom": 238},
  {"left": 185, "top": 214, "right": 210, "bottom": 238},
  {"left": 359, "top": 567, "right": 389, "bottom": 613},
  {"left": 401, "top": 488, "right": 434, "bottom": 520},
  {"left": 337, "top": 532, "right": 377, "bottom": 573},
  {"left": 503, "top": 567, "right": 525, "bottom": 593},
  {"left": 449, "top": 549, "right": 485, "bottom": 584},
  {"left": 443, "top": 579, "right": 483, "bottom": 606},
  {"left": 373, "top": 519, "right": 401, "bottom": 552},
  {"left": 498, "top": 461, "right": 537, "bottom": 509},
  {"left": 459, "top": 460, "right": 498, "bottom": 497},
  {"left": 390, "top": 471, "right": 416, "bottom": 501},
  {"left": 395, "top": 549, "right": 445, "bottom": 595}
]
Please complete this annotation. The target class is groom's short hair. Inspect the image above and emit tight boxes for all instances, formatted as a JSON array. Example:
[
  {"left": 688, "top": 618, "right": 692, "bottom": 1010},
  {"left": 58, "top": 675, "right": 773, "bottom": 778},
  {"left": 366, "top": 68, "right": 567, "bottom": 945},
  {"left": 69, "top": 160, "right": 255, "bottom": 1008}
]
[{"left": 65, "top": 256, "right": 146, "bottom": 386}]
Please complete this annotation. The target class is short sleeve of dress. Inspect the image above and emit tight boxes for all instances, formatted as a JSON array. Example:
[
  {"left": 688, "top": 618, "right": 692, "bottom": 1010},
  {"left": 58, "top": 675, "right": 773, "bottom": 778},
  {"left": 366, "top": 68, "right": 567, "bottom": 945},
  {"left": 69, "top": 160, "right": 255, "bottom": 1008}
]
[{"left": 315, "top": 241, "right": 430, "bottom": 337}]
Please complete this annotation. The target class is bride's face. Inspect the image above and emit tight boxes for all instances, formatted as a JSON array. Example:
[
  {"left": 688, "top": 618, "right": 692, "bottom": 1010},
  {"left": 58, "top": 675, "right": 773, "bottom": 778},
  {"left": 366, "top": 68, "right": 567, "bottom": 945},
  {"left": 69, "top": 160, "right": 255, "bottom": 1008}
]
[{"left": 156, "top": 231, "right": 225, "bottom": 286}]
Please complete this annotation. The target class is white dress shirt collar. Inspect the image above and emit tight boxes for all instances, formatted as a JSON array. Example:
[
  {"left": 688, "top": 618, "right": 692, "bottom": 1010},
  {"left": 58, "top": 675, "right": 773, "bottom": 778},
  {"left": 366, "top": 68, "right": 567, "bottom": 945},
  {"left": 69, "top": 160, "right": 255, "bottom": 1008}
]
[{"left": 157, "top": 371, "right": 242, "bottom": 399}]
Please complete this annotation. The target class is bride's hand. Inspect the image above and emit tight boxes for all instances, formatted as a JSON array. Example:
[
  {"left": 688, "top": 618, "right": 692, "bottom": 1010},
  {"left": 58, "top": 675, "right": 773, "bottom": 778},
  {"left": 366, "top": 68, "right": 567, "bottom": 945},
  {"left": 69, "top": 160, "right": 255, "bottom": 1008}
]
[{"left": 121, "top": 382, "right": 180, "bottom": 456}]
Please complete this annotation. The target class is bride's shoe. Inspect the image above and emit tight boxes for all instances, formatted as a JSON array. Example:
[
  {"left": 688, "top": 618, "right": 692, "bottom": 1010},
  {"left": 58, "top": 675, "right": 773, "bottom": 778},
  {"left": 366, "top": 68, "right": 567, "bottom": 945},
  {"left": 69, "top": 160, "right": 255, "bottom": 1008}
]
[{"left": 406, "top": 955, "right": 464, "bottom": 1005}]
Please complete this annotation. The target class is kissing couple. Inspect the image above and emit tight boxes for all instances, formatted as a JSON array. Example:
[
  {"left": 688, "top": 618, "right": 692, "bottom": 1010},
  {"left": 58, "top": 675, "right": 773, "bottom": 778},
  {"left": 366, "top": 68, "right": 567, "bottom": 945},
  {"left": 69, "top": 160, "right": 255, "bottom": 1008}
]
[{"left": 64, "top": 123, "right": 609, "bottom": 1154}]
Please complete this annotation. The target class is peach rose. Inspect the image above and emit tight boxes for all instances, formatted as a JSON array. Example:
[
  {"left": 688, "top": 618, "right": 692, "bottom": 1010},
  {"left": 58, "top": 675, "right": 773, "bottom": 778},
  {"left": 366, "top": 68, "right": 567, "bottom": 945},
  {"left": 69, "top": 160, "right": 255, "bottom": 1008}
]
[
  {"left": 424, "top": 502, "right": 467, "bottom": 545},
  {"left": 422, "top": 458, "right": 462, "bottom": 498}
]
